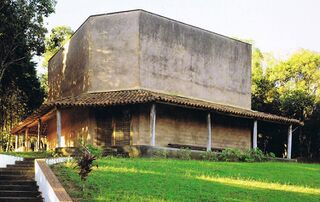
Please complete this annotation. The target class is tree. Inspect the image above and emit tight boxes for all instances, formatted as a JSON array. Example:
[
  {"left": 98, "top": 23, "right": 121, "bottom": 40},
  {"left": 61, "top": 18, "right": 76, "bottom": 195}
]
[
  {"left": 252, "top": 49, "right": 320, "bottom": 159},
  {"left": 40, "top": 26, "right": 73, "bottom": 94},
  {"left": 0, "top": 0, "right": 55, "bottom": 151},
  {"left": 267, "top": 50, "right": 320, "bottom": 159},
  {"left": 42, "top": 26, "right": 74, "bottom": 68},
  {"left": 0, "top": 0, "right": 56, "bottom": 84}
]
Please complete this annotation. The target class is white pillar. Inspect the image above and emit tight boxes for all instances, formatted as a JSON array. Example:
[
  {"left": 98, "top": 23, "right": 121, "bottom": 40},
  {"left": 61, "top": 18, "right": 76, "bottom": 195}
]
[
  {"left": 15, "top": 134, "right": 18, "bottom": 151},
  {"left": 25, "top": 128, "right": 29, "bottom": 151},
  {"left": 207, "top": 113, "right": 212, "bottom": 151},
  {"left": 253, "top": 120, "right": 258, "bottom": 149},
  {"left": 56, "top": 109, "right": 62, "bottom": 148},
  {"left": 37, "top": 119, "right": 41, "bottom": 151},
  {"left": 287, "top": 125, "right": 292, "bottom": 159},
  {"left": 150, "top": 104, "right": 156, "bottom": 146}
]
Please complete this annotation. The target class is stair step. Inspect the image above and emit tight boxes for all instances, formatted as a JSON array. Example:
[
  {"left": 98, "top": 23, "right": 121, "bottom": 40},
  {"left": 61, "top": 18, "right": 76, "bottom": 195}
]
[
  {"left": 15, "top": 161, "right": 34, "bottom": 165},
  {"left": 0, "top": 175, "right": 34, "bottom": 180},
  {"left": 0, "top": 180, "right": 37, "bottom": 185},
  {"left": 7, "top": 165, "right": 34, "bottom": 169},
  {"left": 0, "top": 185, "right": 39, "bottom": 191},
  {"left": 0, "top": 190, "right": 41, "bottom": 197},
  {"left": 0, "top": 170, "right": 34, "bottom": 175},
  {"left": 23, "top": 158, "right": 35, "bottom": 161},
  {"left": 0, "top": 159, "right": 43, "bottom": 201},
  {"left": 0, "top": 197, "right": 43, "bottom": 202},
  {"left": 0, "top": 168, "right": 33, "bottom": 171}
]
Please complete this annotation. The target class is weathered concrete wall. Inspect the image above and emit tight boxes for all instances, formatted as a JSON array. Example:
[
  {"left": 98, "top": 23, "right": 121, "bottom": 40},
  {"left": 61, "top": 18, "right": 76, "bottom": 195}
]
[
  {"left": 48, "top": 22, "right": 91, "bottom": 101},
  {"left": 48, "top": 10, "right": 252, "bottom": 109},
  {"left": 87, "top": 12, "right": 140, "bottom": 93},
  {"left": 46, "top": 108, "right": 96, "bottom": 149},
  {"left": 48, "top": 11, "right": 140, "bottom": 101},
  {"left": 139, "top": 11, "right": 252, "bottom": 108},
  {"left": 133, "top": 104, "right": 252, "bottom": 150}
]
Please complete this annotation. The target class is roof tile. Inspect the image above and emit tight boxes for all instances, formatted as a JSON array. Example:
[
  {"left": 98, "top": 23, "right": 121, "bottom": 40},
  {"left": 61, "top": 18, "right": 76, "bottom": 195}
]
[{"left": 11, "top": 89, "right": 302, "bottom": 133}]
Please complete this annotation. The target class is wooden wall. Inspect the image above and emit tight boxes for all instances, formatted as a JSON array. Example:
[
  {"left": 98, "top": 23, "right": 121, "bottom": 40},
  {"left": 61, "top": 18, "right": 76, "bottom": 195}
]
[
  {"left": 133, "top": 104, "right": 252, "bottom": 150},
  {"left": 46, "top": 108, "right": 96, "bottom": 149},
  {"left": 45, "top": 104, "right": 252, "bottom": 150}
]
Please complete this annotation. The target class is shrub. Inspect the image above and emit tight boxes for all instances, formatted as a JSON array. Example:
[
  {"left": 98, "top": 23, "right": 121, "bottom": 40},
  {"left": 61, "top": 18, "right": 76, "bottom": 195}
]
[
  {"left": 176, "top": 148, "right": 191, "bottom": 160},
  {"left": 74, "top": 144, "right": 97, "bottom": 195},
  {"left": 86, "top": 144, "right": 103, "bottom": 159},
  {"left": 218, "top": 148, "right": 243, "bottom": 162},
  {"left": 266, "top": 152, "right": 276, "bottom": 160},
  {"left": 216, "top": 148, "right": 274, "bottom": 162},
  {"left": 246, "top": 148, "right": 266, "bottom": 162},
  {"left": 200, "top": 151, "right": 218, "bottom": 161},
  {"left": 152, "top": 149, "right": 168, "bottom": 158},
  {"left": 241, "top": 150, "right": 255, "bottom": 162},
  {"left": 48, "top": 149, "right": 63, "bottom": 158}
]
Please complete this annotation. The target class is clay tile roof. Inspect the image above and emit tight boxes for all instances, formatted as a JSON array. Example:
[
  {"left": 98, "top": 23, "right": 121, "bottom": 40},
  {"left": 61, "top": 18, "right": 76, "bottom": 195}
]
[{"left": 11, "top": 89, "right": 303, "bottom": 133}]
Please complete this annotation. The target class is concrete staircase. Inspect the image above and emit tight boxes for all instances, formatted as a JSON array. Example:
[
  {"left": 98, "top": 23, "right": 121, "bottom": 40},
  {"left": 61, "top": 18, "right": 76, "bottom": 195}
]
[{"left": 0, "top": 158, "right": 43, "bottom": 202}]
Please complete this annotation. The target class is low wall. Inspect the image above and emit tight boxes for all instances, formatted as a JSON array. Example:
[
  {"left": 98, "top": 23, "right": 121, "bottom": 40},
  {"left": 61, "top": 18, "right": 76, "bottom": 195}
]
[
  {"left": 35, "top": 159, "right": 72, "bottom": 202},
  {"left": 45, "top": 157, "right": 73, "bottom": 165},
  {"left": 0, "top": 154, "right": 23, "bottom": 168}
]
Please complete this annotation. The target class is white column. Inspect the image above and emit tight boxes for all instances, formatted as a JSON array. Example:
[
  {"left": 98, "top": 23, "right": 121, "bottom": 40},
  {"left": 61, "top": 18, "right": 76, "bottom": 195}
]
[
  {"left": 15, "top": 134, "right": 18, "bottom": 151},
  {"left": 207, "top": 113, "right": 212, "bottom": 151},
  {"left": 37, "top": 119, "right": 41, "bottom": 151},
  {"left": 56, "top": 109, "right": 62, "bottom": 148},
  {"left": 253, "top": 120, "right": 258, "bottom": 149},
  {"left": 287, "top": 125, "right": 292, "bottom": 159},
  {"left": 25, "top": 128, "right": 29, "bottom": 151},
  {"left": 150, "top": 104, "right": 156, "bottom": 146}
]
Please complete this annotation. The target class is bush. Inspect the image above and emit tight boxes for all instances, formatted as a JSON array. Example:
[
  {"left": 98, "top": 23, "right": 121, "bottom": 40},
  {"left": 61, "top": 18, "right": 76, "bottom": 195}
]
[
  {"left": 242, "top": 149, "right": 264, "bottom": 162},
  {"left": 152, "top": 149, "right": 168, "bottom": 158},
  {"left": 266, "top": 152, "right": 276, "bottom": 160},
  {"left": 201, "top": 151, "right": 218, "bottom": 161},
  {"left": 216, "top": 148, "right": 274, "bottom": 162},
  {"left": 176, "top": 148, "right": 191, "bottom": 160},
  {"left": 86, "top": 144, "right": 103, "bottom": 159},
  {"left": 218, "top": 148, "right": 243, "bottom": 162}
]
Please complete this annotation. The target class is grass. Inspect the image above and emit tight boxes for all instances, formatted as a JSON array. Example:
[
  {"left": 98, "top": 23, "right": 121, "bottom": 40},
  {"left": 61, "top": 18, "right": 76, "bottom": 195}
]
[
  {"left": 0, "top": 151, "right": 53, "bottom": 158},
  {"left": 51, "top": 157, "right": 320, "bottom": 202}
]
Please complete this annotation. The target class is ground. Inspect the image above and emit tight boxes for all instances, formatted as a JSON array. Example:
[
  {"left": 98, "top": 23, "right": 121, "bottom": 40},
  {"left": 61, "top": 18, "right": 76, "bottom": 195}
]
[{"left": 51, "top": 157, "right": 320, "bottom": 202}]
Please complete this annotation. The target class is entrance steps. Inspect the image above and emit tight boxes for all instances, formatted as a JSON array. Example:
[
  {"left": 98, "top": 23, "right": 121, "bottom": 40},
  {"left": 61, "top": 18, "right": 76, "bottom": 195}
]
[{"left": 0, "top": 158, "right": 43, "bottom": 202}]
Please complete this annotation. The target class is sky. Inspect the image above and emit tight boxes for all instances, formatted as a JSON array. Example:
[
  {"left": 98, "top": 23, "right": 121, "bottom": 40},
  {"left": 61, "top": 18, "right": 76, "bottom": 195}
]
[{"left": 38, "top": 0, "right": 320, "bottom": 72}]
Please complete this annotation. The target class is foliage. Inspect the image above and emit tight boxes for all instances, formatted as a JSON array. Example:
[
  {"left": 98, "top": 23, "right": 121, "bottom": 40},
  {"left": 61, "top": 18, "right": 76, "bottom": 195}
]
[
  {"left": 243, "top": 148, "right": 267, "bottom": 162},
  {"left": 75, "top": 145, "right": 97, "bottom": 182},
  {"left": 0, "top": 0, "right": 55, "bottom": 151},
  {"left": 86, "top": 144, "right": 103, "bottom": 159},
  {"left": 219, "top": 148, "right": 243, "bottom": 162},
  {"left": 152, "top": 149, "right": 168, "bottom": 158},
  {"left": 0, "top": 0, "right": 56, "bottom": 83},
  {"left": 51, "top": 157, "right": 320, "bottom": 201},
  {"left": 251, "top": 48, "right": 320, "bottom": 160},
  {"left": 200, "top": 151, "right": 218, "bottom": 161},
  {"left": 215, "top": 148, "right": 274, "bottom": 162},
  {"left": 42, "top": 25, "right": 73, "bottom": 68},
  {"left": 176, "top": 148, "right": 191, "bottom": 160},
  {"left": 40, "top": 26, "right": 73, "bottom": 95}
]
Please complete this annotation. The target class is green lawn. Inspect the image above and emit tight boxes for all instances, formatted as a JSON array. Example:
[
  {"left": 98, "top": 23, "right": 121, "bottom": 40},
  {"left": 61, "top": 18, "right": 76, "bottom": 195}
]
[{"left": 51, "top": 157, "right": 320, "bottom": 202}]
